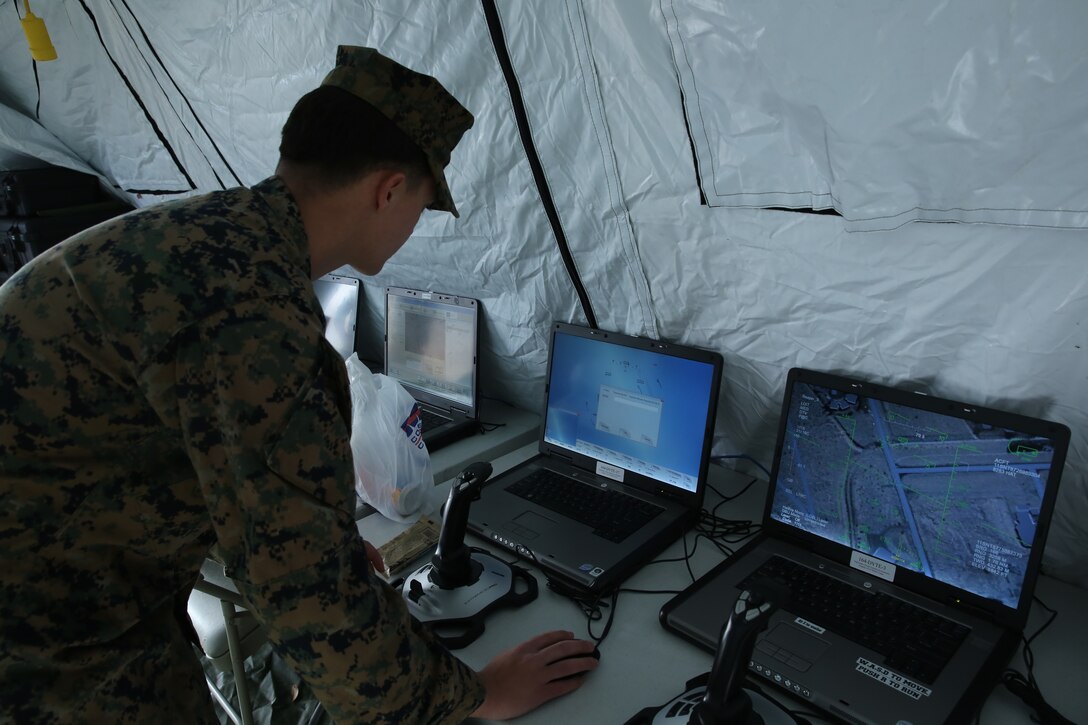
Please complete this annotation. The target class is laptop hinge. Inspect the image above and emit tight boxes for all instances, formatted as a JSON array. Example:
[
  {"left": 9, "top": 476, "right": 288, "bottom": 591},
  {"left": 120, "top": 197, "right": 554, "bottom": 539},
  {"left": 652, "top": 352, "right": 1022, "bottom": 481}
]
[
  {"left": 549, "top": 453, "right": 573, "bottom": 466},
  {"left": 946, "top": 594, "right": 999, "bottom": 622}
]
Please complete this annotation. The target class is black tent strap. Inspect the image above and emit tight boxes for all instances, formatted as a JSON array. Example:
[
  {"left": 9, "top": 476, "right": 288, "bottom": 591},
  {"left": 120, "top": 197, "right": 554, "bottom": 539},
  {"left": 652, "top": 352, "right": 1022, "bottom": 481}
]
[
  {"left": 112, "top": 0, "right": 242, "bottom": 188},
  {"left": 672, "top": 70, "right": 708, "bottom": 208},
  {"left": 122, "top": 188, "right": 192, "bottom": 196},
  {"left": 76, "top": 0, "right": 196, "bottom": 191},
  {"left": 481, "top": 0, "right": 598, "bottom": 329}
]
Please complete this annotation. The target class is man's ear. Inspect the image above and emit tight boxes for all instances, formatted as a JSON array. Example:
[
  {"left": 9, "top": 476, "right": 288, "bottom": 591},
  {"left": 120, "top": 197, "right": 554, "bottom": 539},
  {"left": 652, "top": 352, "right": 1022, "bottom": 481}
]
[{"left": 374, "top": 170, "right": 409, "bottom": 210}]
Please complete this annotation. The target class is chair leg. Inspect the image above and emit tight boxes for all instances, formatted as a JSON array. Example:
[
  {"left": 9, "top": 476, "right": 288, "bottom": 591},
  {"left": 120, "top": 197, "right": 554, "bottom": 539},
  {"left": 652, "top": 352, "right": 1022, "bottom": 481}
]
[
  {"left": 205, "top": 673, "right": 243, "bottom": 725},
  {"left": 220, "top": 599, "right": 256, "bottom": 725}
]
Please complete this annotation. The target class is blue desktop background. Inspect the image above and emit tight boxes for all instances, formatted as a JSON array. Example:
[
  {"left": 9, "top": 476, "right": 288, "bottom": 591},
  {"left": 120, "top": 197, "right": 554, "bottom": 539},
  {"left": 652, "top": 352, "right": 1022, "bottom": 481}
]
[{"left": 542, "top": 331, "right": 717, "bottom": 490}]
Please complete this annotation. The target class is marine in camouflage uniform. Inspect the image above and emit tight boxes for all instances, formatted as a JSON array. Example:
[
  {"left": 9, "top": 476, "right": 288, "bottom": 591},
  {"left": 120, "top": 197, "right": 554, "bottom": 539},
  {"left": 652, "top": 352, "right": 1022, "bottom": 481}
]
[{"left": 0, "top": 47, "right": 482, "bottom": 722}]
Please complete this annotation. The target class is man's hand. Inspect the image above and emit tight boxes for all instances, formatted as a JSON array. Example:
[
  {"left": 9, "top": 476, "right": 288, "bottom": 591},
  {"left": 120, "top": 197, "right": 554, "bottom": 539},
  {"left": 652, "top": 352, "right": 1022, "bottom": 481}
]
[
  {"left": 472, "top": 630, "right": 599, "bottom": 721},
  {"left": 363, "top": 539, "right": 387, "bottom": 576}
]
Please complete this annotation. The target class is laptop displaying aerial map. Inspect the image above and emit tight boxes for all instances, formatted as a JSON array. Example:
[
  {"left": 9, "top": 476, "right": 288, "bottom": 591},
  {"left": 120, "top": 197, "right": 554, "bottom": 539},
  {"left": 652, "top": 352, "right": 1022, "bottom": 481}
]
[{"left": 661, "top": 366, "right": 1070, "bottom": 725}]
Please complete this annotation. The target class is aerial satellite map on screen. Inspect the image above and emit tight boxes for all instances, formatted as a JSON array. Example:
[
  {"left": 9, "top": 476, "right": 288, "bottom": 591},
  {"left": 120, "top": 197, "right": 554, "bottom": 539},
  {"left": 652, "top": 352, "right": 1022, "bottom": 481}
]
[{"left": 770, "top": 382, "right": 1056, "bottom": 607}]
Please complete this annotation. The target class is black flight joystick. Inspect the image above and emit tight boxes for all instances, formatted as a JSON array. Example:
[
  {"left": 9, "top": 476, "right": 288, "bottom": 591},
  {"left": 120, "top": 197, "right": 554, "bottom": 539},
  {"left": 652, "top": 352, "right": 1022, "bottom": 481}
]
[
  {"left": 628, "top": 586, "right": 797, "bottom": 725},
  {"left": 689, "top": 588, "right": 781, "bottom": 725},
  {"left": 402, "top": 462, "right": 537, "bottom": 648},
  {"left": 428, "top": 461, "right": 490, "bottom": 588}
]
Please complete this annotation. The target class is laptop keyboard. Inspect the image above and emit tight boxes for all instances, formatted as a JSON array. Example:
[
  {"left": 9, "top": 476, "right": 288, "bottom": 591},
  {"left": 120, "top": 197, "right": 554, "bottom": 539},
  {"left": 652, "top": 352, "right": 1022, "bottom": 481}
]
[
  {"left": 419, "top": 408, "right": 451, "bottom": 431},
  {"left": 506, "top": 469, "right": 664, "bottom": 543},
  {"left": 742, "top": 556, "right": 970, "bottom": 684}
]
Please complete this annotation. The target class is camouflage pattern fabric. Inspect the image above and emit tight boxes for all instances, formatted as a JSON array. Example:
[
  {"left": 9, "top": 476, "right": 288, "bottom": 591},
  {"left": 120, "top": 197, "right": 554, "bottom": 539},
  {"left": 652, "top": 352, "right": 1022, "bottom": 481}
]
[
  {"left": 0, "top": 176, "right": 485, "bottom": 723},
  {"left": 321, "top": 45, "right": 474, "bottom": 217}
]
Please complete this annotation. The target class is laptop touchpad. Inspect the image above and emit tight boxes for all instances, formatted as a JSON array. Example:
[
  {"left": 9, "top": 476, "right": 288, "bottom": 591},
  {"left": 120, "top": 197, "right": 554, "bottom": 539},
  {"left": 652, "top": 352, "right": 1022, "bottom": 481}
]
[
  {"left": 757, "top": 623, "right": 830, "bottom": 672},
  {"left": 502, "top": 511, "right": 557, "bottom": 540}
]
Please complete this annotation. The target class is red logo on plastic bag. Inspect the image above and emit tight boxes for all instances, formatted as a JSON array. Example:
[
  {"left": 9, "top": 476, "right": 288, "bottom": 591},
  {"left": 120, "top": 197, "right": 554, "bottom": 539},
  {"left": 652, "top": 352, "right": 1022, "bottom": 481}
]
[{"left": 401, "top": 404, "right": 425, "bottom": 448}]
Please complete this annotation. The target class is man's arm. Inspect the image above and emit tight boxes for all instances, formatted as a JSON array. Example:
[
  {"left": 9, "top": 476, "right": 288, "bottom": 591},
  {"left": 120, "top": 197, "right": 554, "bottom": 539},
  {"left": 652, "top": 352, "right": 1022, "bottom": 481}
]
[{"left": 165, "top": 296, "right": 484, "bottom": 723}]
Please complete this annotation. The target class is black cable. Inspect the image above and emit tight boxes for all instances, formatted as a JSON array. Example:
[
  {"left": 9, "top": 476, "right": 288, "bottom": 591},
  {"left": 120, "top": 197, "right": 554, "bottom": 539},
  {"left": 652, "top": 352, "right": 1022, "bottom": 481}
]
[
  {"left": 537, "top": 505, "right": 749, "bottom": 651},
  {"left": 643, "top": 551, "right": 699, "bottom": 567},
  {"left": 680, "top": 527, "right": 697, "bottom": 582},
  {"left": 546, "top": 578, "right": 617, "bottom": 644},
  {"left": 587, "top": 588, "right": 619, "bottom": 643},
  {"left": 998, "top": 595, "right": 1075, "bottom": 725},
  {"left": 542, "top": 476, "right": 761, "bottom": 646},
  {"left": 696, "top": 509, "right": 760, "bottom": 549},
  {"left": 645, "top": 506, "right": 762, "bottom": 590},
  {"left": 639, "top": 489, "right": 762, "bottom": 588},
  {"left": 479, "top": 395, "right": 528, "bottom": 421},
  {"left": 708, "top": 476, "right": 760, "bottom": 505},
  {"left": 711, "top": 453, "right": 772, "bottom": 479}
]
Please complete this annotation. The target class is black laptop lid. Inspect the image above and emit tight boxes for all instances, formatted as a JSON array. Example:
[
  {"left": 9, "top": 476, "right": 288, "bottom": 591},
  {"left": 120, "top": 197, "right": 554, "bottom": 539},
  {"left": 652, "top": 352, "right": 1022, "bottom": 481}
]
[
  {"left": 384, "top": 286, "right": 479, "bottom": 418},
  {"left": 539, "top": 322, "right": 724, "bottom": 507},
  {"left": 763, "top": 367, "right": 1070, "bottom": 627}
]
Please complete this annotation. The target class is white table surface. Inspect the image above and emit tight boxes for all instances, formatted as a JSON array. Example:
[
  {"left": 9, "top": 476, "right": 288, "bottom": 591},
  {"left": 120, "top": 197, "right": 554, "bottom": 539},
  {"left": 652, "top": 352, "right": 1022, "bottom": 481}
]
[{"left": 358, "top": 443, "right": 1088, "bottom": 725}]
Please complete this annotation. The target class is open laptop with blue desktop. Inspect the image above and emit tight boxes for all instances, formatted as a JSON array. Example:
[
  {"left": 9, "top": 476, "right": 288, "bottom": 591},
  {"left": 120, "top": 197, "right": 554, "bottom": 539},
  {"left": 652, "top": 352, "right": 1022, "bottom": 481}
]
[
  {"left": 467, "top": 322, "right": 723, "bottom": 594},
  {"left": 660, "top": 367, "right": 1070, "bottom": 725},
  {"left": 384, "top": 286, "right": 480, "bottom": 451}
]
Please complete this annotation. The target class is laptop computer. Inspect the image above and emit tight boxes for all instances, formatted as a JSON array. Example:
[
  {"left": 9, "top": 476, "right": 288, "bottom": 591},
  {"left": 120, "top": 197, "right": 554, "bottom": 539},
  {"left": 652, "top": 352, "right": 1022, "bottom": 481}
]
[
  {"left": 384, "top": 286, "right": 480, "bottom": 451},
  {"left": 660, "top": 366, "right": 1071, "bottom": 725},
  {"left": 467, "top": 322, "right": 724, "bottom": 594},
  {"left": 313, "top": 273, "right": 361, "bottom": 360}
]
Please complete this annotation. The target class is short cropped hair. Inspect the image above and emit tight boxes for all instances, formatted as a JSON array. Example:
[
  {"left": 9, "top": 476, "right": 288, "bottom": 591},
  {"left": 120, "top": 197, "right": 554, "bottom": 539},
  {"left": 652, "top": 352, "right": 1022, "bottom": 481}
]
[{"left": 278, "top": 85, "right": 431, "bottom": 192}]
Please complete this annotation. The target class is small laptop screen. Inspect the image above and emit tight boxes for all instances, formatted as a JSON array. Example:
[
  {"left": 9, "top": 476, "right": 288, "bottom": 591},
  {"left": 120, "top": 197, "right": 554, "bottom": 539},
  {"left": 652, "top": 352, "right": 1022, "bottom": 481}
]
[
  {"left": 385, "top": 292, "right": 476, "bottom": 408},
  {"left": 542, "top": 329, "right": 718, "bottom": 494},
  {"left": 769, "top": 379, "right": 1062, "bottom": 608},
  {"left": 313, "top": 275, "right": 359, "bottom": 360}
]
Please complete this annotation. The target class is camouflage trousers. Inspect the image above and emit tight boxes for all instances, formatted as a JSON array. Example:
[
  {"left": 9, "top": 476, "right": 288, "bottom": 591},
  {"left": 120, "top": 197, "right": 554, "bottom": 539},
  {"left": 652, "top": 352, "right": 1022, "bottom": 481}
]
[{"left": 0, "top": 595, "right": 218, "bottom": 724}]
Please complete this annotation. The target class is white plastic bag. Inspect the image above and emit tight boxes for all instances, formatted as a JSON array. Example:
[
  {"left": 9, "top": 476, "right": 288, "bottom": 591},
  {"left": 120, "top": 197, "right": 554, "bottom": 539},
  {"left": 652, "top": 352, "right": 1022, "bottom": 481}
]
[{"left": 345, "top": 353, "right": 432, "bottom": 522}]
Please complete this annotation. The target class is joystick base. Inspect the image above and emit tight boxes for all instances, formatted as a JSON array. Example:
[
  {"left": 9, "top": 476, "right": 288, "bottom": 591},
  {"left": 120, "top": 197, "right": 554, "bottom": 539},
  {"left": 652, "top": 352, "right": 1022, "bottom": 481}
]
[
  {"left": 651, "top": 685, "right": 794, "bottom": 725},
  {"left": 404, "top": 551, "right": 513, "bottom": 622},
  {"left": 401, "top": 549, "right": 537, "bottom": 649}
]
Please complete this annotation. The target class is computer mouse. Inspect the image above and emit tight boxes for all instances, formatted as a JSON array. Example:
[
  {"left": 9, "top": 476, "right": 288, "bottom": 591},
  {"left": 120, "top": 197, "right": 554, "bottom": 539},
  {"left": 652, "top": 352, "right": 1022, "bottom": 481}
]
[{"left": 550, "top": 645, "right": 601, "bottom": 682}]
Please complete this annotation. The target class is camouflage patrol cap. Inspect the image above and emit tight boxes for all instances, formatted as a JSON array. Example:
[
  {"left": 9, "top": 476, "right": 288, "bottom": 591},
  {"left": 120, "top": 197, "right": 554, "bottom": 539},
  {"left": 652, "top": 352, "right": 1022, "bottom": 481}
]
[{"left": 321, "top": 45, "right": 475, "bottom": 217}]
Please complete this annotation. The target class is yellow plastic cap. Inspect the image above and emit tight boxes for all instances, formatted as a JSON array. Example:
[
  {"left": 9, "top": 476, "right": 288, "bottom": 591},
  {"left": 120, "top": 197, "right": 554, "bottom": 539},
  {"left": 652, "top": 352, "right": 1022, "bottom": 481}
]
[{"left": 22, "top": 11, "right": 58, "bottom": 62}]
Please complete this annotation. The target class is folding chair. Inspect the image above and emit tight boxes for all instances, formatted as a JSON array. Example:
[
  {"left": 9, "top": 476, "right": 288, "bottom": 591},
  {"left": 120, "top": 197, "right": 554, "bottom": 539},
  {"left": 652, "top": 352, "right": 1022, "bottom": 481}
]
[{"left": 188, "top": 560, "right": 266, "bottom": 725}]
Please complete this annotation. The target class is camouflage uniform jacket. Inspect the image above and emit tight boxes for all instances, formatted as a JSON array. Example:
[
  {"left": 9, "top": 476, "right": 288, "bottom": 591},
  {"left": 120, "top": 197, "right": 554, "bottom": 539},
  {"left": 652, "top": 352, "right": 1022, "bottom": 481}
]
[{"left": 0, "top": 177, "right": 485, "bottom": 723}]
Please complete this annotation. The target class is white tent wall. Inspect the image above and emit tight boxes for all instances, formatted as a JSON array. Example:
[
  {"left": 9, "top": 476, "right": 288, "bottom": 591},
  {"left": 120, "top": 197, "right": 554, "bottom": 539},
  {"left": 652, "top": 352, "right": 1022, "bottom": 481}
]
[
  {"left": 0, "top": 104, "right": 99, "bottom": 178},
  {"left": 350, "top": 0, "right": 588, "bottom": 406},
  {"left": 1, "top": 1, "right": 207, "bottom": 195},
  {"left": 662, "top": 0, "right": 1088, "bottom": 231},
  {"left": 496, "top": 0, "right": 1088, "bottom": 588},
  {"left": 1, "top": 1, "right": 1085, "bottom": 589}
]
